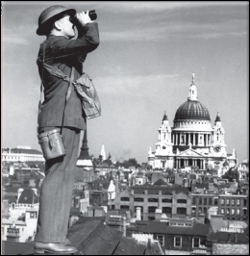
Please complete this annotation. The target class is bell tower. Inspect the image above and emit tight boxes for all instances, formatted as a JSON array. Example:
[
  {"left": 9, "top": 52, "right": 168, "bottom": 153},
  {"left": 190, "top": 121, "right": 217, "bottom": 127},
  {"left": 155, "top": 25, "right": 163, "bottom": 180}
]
[{"left": 155, "top": 111, "right": 173, "bottom": 155}]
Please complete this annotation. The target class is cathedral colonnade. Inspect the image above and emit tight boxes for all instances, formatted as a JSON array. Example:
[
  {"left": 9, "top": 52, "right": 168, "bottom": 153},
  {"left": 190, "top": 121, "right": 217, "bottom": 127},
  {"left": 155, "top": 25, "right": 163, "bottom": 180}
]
[
  {"left": 172, "top": 132, "right": 212, "bottom": 147},
  {"left": 175, "top": 158, "right": 206, "bottom": 169}
]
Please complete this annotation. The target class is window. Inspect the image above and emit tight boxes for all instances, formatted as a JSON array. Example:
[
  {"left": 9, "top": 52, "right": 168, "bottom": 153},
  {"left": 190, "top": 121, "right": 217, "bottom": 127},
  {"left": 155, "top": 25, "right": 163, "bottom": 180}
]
[
  {"left": 243, "top": 199, "right": 247, "bottom": 206},
  {"left": 162, "top": 207, "right": 171, "bottom": 214},
  {"left": 162, "top": 198, "right": 172, "bottom": 203},
  {"left": 237, "top": 199, "right": 240, "bottom": 205},
  {"left": 174, "top": 236, "right": 182, "bottom": 247},
  {"left": 120, "top": 205, "right": 129, "bottom": 210},
  {"left": 177, "top": 199, "right": 187, "bottom": 204},
  {"left": 203, "top": 198, "right": 207, "bottom": 205},
  {"left": 121, "top": 197, "right": 130, "bottom": 201},
  {"left": 148, "top": 198, "right": 158, "bottom": 202},
  {"left": 231, "top": 199, "right": 235, "bottom": 206},
  {"left": 226, "top": 208, "right": 230, "bottom": 215},
  {"left": 177, "top": 208, "right": 186, "bottom": 215},
  {"left": 236, "top": 209, "right": 240, "bottom": 215},
  {"left": 157, "top": 235, "right": 165, "bottom": 247},
  {"left": 226, "top": 199, "right": 230, "bottom": 206},
  {"left": 214, "top": 198, "right": 218, "bottom": 205},
  {"left": 148, "top": 206, "right": 157, "bottom": 213},
  {"left": 134, "top": 198, "right": 144, "bottom": 202},
  {"left": 221, "top": 199, "right": 225, "bottom": 205},
  {"left": 199, "top": 198, "right": 202, "bottom": 205},
  {"left": 221, "top": 208, "right": 225, "bottom": 214},
  {"left": 192, "top": 197, "right": 196, "bottom": 204},
  {"left": 231, "top": 209, "right": 235, "bottom": 215},
  {"left": 193, "top": 237, "right": 200, "bottom": 248}
]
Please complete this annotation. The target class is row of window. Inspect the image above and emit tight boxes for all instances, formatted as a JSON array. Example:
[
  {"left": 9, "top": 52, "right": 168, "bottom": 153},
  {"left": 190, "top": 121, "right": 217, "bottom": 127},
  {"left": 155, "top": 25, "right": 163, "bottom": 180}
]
[
  {"left": 191, "top": 207, "right": 247, "bottom": 216},
  {"left": 193, "top": 197, "right": 215, "bottom": 205},
  {"left": 121, "top": 197, "right": 186, "bottom": 204},
  {"left": 220, "top": 198, "right": 247, "bottom": 206},
  {"left": 193, "top": 197, "right": 247, "bottom": 207},
  {"left": 154, "top": 235, "right": 203, "bottom": 249},
  {"left": 220, "top": 208, "right": 247, "bottom": 215},
  {"left": 119, "top": 205, "right": 187, "bottom": 215}
]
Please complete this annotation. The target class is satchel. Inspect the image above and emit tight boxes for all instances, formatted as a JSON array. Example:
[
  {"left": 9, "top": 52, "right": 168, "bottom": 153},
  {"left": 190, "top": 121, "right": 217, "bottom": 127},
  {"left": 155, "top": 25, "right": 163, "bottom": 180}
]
[
  {"left": 38, "top": 128, "right": 66, "bottom": 160},
  {"left": 73, "top": 73, "right": 101, "bottom": 119}
]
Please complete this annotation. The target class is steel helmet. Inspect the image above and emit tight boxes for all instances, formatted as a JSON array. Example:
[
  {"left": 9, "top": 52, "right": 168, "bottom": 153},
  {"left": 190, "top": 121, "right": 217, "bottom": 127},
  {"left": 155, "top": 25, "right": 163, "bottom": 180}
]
[{"left": 36, "top": 5, "right": 76, "bottom": 36}]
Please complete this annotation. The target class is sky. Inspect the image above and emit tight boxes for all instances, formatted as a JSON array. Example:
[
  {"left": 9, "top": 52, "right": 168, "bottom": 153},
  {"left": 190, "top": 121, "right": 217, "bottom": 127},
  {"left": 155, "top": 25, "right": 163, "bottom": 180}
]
[{"left": 2, "top": 1, "right": 249, "bottom": 164}]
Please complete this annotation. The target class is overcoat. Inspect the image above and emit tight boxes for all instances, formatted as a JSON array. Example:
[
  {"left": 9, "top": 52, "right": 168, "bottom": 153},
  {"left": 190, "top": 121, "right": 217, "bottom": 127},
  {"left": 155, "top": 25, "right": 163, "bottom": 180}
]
[{"left": 37, "top": 22, "right": 100, "bottom": 130}]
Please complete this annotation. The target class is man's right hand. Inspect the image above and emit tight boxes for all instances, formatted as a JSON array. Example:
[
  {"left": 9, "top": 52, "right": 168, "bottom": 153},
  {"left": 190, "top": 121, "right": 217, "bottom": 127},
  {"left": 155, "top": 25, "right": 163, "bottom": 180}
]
[{"left": 76, "top": 11, "right": 92, "bottom": 26}]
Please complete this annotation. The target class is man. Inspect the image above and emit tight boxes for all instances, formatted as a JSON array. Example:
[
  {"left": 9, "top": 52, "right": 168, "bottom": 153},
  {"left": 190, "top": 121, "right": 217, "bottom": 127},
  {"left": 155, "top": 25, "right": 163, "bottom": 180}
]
[{"left": 35, "top": 5, "right": 99, "bottom": 254}]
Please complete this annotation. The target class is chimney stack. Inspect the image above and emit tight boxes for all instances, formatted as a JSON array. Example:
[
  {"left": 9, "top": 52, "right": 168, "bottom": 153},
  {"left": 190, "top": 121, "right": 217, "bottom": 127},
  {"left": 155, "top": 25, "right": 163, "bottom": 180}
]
[{"left": 136, "top": 207, "right": 141, "bottom": 221}]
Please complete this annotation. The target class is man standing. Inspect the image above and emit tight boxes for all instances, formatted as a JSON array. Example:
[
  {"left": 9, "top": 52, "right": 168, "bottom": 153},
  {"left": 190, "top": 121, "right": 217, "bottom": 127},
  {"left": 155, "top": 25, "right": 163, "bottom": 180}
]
[{"left": 35, "top": 5, "right": 99, "bottom": 254}]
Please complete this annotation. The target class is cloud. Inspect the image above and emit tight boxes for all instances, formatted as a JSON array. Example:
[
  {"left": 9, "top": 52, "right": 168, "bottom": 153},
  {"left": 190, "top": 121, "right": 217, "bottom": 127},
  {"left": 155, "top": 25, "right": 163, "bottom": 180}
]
[
  {"left": 94, "top": 1, "right": 248, "bottom": 13},
  {"left": 95, "top": 73, "right": 180, "bottom": 96},
  {"left": 101, "top": 20, "right": 247, "bottom": 42},
  {"left": 3, "top": 33, "right": 29, "bottom": 45}
]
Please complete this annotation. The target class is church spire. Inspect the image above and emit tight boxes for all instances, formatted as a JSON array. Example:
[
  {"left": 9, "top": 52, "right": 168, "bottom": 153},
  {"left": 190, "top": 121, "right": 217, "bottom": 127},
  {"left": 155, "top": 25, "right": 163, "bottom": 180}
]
[
  {"left": 215, "top": 111, "right": 221, "bottom": 122},
  {"left": 100, "top": 145, "right": 106, "bottom": 161},
  {"left": 188, "top": 73, "right": 198, "bottom": 101},
  {"left": 78, "top": 130, "right": 91, "bottom": 160},
  {"left": 162, "top": 111, "right": 168, "bottom": 121}
]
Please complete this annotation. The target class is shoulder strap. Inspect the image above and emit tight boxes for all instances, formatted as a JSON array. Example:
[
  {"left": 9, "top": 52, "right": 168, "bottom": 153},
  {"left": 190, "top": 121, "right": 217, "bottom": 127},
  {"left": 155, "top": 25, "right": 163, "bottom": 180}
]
[{"left": 61, "top": 67, "right": 74, "bottom": 134}]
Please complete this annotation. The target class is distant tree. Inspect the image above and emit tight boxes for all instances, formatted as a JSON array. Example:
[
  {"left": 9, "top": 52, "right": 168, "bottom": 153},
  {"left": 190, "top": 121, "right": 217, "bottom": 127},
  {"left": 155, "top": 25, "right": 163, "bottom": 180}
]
[
  {"left": 222, "top": 167, "right": 239, "bottom": 182},
  {"left": 126, "top": 158, "right": 138, "bottom": 167}
]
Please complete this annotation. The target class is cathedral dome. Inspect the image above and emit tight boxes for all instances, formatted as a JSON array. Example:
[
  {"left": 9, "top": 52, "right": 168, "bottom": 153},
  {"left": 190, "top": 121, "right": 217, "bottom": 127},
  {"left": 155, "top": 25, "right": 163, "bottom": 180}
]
[{"left": 174, "top": 100, "right": 211, "bottom": 121}]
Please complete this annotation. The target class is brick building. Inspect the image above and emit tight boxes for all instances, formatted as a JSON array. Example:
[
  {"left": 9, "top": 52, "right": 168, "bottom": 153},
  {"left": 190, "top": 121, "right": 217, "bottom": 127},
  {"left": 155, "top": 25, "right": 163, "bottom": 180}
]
[
  {"left": 191, "top": 192, "right": 248, "bottom": 220},
  {"left": 110, "top": 183, "right": 192, "bottom": 221}
]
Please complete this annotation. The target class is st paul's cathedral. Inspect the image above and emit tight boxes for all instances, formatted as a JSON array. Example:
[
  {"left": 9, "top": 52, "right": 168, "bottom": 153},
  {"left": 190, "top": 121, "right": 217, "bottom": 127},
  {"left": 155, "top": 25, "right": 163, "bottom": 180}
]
[{"left": 148, "top": 74, "right": 237, "bottom": 174}]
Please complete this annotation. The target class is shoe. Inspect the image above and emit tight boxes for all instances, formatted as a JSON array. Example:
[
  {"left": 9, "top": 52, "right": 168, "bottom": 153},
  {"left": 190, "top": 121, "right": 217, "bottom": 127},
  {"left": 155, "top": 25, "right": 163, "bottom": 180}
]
[{"left": 34, "top": 242, "right": 78, "bottom": 254}]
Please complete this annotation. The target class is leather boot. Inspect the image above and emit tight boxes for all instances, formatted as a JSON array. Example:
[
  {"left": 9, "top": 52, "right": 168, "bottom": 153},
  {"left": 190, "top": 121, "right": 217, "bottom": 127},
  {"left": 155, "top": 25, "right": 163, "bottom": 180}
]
[{"left": 34, "top": 242, "right": 78, "bottom": 254}]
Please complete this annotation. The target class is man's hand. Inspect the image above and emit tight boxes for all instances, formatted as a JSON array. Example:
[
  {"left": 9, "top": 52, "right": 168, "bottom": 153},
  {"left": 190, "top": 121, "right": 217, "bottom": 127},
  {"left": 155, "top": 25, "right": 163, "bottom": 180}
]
[{"left": 76, "top": 11, "right": 92, "bottom": 26}]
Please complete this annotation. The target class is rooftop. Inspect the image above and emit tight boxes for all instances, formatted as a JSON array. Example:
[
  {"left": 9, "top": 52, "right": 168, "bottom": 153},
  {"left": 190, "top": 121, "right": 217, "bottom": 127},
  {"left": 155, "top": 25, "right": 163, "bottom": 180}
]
[{"left": 140, "top": 220, "right": 209, "bottom": 236}]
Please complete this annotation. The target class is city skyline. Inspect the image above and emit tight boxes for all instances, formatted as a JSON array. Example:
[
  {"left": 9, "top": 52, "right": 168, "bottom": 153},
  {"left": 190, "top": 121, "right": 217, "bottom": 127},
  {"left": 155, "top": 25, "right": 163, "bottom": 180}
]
[{"left": 2, "top": 1, "right": 249, "bottom": 163}]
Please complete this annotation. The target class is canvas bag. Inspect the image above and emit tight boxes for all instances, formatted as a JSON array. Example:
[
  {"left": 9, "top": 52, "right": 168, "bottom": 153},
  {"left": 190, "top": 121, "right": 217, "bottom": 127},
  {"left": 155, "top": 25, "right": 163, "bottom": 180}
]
[
  {"left": 73, "top": 73, "right": 101, "bottom": 119},
  {"left": 42, "top": 62, "right": 101, "bottom": 120}
]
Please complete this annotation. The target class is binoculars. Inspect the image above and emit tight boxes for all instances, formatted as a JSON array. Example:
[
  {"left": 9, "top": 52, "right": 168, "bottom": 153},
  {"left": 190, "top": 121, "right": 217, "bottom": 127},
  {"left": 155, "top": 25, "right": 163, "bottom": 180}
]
[{"left": 70, "top": 10, "right": 97, "bottom": 24}]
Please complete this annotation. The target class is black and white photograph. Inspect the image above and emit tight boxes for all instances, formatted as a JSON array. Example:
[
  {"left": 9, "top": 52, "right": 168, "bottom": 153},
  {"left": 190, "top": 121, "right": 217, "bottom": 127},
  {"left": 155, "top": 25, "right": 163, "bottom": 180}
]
[{"left": 2, "top": 1, "right": 249, "bottom": 255}]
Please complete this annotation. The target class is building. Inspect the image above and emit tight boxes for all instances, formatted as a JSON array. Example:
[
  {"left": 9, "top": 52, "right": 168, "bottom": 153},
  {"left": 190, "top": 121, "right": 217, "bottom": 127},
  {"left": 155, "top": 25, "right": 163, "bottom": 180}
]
[
  {"left": 110, "top": 182, "right": 192, "bottom": 221},
  {"left": 238, "top": 160, "right": 249, "bottom": 181},
  {"left": 2, "top": 146, "right": 45, "bottom": 163},
  {"left": 148, "top": 74, "right": 237, "bottom": 173},
  {"left": 2, "top": 187, "right": 39, "bottom": 243},
  {"left": 207, "top": 231, "right": 249, "bottom": 255},
  {"left": 128, "top": 218, "right": 210, "bottom": 255},
  {"left": 191, "top": 191, "right": 248, "bottom": 220}
]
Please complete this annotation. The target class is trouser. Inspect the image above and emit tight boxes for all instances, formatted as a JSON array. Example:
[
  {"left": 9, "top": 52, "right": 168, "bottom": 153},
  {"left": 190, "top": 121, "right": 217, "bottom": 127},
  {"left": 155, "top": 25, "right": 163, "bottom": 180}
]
[{"left": 35, "top": 126, "right": 81, "bottom": 243}]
